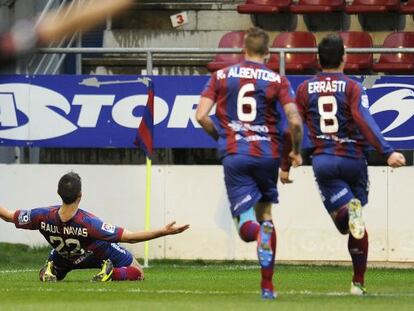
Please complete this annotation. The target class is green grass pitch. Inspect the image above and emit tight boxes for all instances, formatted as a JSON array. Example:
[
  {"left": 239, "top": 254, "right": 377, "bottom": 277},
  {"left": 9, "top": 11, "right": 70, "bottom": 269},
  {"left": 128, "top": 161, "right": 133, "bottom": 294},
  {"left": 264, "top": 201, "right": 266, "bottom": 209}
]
[{"left": 0, "top": 243, "right": 413, "bottom": 311}]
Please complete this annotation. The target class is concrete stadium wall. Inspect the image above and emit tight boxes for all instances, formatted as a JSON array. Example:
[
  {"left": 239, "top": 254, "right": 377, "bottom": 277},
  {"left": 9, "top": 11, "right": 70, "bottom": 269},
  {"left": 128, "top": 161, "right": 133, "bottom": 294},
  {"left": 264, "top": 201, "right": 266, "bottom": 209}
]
[
  {"left": 105, "top": 7, "right": 414, "bottom": 50},
  {"left": 0, "top": 164, "right": 412, "bottom": 262}
]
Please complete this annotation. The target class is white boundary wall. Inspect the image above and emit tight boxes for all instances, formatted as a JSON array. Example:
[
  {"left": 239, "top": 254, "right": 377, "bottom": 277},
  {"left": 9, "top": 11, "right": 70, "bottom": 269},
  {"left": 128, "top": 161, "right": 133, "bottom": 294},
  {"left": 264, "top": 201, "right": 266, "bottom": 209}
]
[{"left": 0, "top": 164, "right": 413, "bottom": 262}]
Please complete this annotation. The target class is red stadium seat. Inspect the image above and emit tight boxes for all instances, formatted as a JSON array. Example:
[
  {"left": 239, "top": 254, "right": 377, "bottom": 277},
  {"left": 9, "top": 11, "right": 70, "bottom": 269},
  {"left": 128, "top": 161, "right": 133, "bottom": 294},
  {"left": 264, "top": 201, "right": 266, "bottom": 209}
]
[
  {"left": 267, "top": 32, "right": 318, "bottom": 73},
  {"left": 237, "top": 0, "right": 292, "bottom": 14},
  {"left": 372, "top": 32, "right": 414, "bottom": 74},
  {"left": 290, "top": 0, "right": 345, "bottom": 14},
  {"left": 345, "top": 0, "right": 400, "bottom": 14},
  {"left": 339, "top": 32, "right": 373, "bottom": 74},
  {"left": 400, "top": 0, "right": 414, "bottom": 14},
  {"left": 207, "top": 31, "right": 244, "bottom": 72}
]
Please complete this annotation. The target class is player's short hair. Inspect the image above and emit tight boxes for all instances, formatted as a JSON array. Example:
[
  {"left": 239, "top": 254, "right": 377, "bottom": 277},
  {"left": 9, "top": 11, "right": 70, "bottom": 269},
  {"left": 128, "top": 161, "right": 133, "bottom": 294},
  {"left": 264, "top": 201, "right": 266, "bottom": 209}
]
[
  {"left": 318, "top": 34, "right": 344, "bottom": 69},
  {"left": 58, "top": 172, "right": 82, "bottom": 204},
  {"left": 244, "top": 27, "right": 269, "bottom": 56}
]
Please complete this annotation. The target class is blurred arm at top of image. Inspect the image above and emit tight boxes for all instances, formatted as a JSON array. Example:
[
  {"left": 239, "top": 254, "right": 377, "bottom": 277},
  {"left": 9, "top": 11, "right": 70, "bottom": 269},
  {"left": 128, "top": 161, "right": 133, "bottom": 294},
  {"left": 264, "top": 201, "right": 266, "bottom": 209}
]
[{"left": 0, "top": 0, "right": 133, "bottom": 63}]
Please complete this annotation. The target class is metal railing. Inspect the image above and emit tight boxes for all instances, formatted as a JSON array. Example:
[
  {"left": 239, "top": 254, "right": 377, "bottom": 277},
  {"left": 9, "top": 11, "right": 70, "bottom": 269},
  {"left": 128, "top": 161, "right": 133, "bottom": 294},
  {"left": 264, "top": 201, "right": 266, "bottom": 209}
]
[{"left": 36, "top": 47, "right": 414, "bottom": 75}]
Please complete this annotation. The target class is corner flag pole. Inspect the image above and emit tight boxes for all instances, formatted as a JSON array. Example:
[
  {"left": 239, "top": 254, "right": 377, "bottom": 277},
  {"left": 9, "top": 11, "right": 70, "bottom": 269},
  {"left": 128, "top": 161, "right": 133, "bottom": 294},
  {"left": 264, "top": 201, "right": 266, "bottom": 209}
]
[
  {"left": 133, "top": 76, "right": 153, "bottom": 268},
  {"left": 143, "top": 156, "right": 152, "bottom": 268}
]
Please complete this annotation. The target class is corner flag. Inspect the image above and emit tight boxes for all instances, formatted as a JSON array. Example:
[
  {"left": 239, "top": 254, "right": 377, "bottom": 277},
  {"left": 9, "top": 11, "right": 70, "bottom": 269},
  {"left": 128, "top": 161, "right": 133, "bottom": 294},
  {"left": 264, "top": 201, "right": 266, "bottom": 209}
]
[{"left": 134, "top": 80, "right": 154, "bottom": 157}]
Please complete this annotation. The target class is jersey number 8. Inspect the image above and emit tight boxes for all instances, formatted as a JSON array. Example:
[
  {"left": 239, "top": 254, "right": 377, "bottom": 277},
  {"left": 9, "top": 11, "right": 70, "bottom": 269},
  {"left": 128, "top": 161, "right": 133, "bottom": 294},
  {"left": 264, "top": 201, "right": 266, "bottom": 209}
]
[
  {"left": 237, "top": 83, "right": 257, "bottom": 122},
  {"left": 318, "top": 95, "right": 339, "bottom": 134}
]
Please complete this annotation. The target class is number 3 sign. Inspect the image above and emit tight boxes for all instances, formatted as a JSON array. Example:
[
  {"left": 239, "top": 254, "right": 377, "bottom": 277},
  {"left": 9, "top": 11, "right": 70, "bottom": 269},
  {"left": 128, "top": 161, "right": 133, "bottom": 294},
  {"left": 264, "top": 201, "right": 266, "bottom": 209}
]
[{"left": 170, "top": 12, "right": 189, "bottom": 28}]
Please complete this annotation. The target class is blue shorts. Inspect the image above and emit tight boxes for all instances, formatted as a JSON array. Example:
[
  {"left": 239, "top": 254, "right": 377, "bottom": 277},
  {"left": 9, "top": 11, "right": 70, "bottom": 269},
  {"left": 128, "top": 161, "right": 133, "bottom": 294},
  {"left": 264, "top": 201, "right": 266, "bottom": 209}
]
[
  {"left": 48, "top": 243, "right": 133, "bottom": 280},
  {"left": 222, "top": 154, "right": 280, "bottom": 217},
  {"left": 312, "top": 154, "right": 369, "bottom": 213}
]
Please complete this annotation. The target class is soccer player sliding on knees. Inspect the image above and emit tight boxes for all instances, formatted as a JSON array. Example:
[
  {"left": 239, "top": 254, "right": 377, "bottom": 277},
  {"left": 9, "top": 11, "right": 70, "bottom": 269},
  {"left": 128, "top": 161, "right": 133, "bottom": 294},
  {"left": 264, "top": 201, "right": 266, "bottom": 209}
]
[
  {"left": 281, "top": 34, "right": 406, "bottom": 296},
  {"left": 0, "top": 172, "right": 189, "bottom": 282},
  {"left": 196, "top": 27, "right": 303, "bottom": 300}
]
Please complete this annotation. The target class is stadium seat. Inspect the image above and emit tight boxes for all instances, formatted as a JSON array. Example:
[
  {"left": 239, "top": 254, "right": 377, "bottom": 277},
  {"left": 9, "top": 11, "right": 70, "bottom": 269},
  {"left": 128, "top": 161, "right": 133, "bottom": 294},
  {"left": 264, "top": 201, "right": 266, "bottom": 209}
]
[
  {"left": 267, "top": 32, "right": 318, "bottom": 73},
  {"left": 290, "top": 0, "right": 346, "bottom": 30},
  {"left": 290, "top": 0, "right": 345, "bottom": 14},
  {"left": 207, "top": 31, "right": 244, "bottom": 72},
  {"left": 237, "top": 0, "right": 292, "bottom": 14},
  {"left": 345, "top": 0, "right": 400, "bottom": 14},
  {"left": 372, "top": 32, "right": 414, "bottom": 74},
  {"left": 346, "top": 1, "right": 401, "bottom": 30},
  {"left": 339, "top": 32, "right": 373, "bottom": 74},
  {"left": 400, "top": 0, "right": 414, "bottom": 14}
]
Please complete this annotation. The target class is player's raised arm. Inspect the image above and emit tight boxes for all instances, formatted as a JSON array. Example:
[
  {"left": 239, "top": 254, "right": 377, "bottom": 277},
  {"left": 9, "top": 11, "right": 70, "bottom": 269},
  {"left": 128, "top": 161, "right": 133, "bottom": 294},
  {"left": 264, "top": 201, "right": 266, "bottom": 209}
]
[
  {"left": 36, "top": 0, "right": 133, "bottom": 44},
  {"left": 0, "top": 206, "right": 14, "bottom": 223},
  {"left": 120, "top": 221, "right": 190, "bottom": 243},
  {"left": 283, "top": 103, "right": 303, "bottom": 167},
  {"left": 1, "top": 0, "right": 133, "bottom": 64},
  {"left": 349, "top": 84, "right": 406, "bottom": 168}
]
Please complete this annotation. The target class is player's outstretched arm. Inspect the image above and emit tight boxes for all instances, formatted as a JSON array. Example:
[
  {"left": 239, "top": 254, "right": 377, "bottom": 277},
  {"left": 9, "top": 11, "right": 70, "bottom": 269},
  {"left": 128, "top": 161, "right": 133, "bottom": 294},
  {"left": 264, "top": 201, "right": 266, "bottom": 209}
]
[
  {"left": 196, "top": 97, "right": 219, "bottom": 141},
  {"left": 0, "top": 206, "right": 14, "bottom": 223},
  {"left": 349, "top": 85, "right": 406, "bottom": 169},
  {"left": 36, "top": 0, "right": 133, "bottom": 44},
  {"left": 283, "top": 103, "right": 303, "bottom": 167},
  {"left": 120, "top": 221, "right": 190, "bottom": 243}
]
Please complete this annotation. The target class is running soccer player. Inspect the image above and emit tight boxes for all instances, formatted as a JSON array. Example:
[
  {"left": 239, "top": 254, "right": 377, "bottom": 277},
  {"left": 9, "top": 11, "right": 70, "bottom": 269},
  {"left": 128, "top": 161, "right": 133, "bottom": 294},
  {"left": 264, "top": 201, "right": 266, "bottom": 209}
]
[
  {"left": 196, "top": 27, "right": 303, "bottom": 300},
  {"left": 283, "top": 34, "right": 406, "bottom": 295},
  {"left": 0, "top": 172, "right": 189, "bottom": 282}
]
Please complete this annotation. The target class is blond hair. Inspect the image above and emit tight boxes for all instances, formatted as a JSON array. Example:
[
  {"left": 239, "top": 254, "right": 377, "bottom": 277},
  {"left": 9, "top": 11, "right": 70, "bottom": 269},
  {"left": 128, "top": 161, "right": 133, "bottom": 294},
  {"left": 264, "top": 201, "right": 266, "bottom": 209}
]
[{"left": 244, "top": 27, "right": 269, "bottom": 56}]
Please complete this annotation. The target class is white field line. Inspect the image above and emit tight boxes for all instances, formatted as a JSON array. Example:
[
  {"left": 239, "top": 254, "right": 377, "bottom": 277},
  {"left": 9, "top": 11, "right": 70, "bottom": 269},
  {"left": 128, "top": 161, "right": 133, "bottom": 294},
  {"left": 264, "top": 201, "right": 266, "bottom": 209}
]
[
  {"left": 0, "top": 269, "right": 37, "bottom": 274},
  {"left": 0, "top": 287, "right": 413, "bottom": 298}
]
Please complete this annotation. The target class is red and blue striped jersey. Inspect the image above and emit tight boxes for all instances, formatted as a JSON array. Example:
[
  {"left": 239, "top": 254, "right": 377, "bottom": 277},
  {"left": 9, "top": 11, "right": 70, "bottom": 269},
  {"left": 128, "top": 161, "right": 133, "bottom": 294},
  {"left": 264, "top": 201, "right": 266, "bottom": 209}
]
[
  {"left": 201, "top": 60, "right": 295, "bottom": 159},
  {"left": 13, "top": 207, "right": 124, "bottom": 262},
  {"left": 296, "top": 72, "right": 394, "bottom": 158}
]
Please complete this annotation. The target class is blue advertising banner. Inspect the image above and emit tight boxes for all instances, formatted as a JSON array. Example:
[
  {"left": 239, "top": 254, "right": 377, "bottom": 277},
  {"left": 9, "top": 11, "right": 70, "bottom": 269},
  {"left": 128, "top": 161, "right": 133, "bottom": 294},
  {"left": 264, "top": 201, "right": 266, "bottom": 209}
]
[{"left": 0, "top": 75, "right": 413, "bottom": 149}]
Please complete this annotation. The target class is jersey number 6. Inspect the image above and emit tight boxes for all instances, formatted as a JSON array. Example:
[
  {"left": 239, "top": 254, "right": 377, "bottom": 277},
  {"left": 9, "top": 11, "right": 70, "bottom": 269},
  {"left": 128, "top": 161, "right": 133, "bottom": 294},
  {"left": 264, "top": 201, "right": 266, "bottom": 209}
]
[
  {"left": 237, "top": 83, "right": 257, "bottom": 122},
  {"left": 318, "top": 95, "right": 339, "bottom": 134}
]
